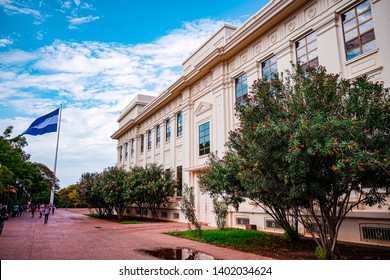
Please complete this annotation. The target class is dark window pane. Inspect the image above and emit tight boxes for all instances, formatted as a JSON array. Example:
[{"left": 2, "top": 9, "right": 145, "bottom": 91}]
[
  {"left": 361, "top": 30, "right": 375, "bottom": 44},
  {"left": 346, "top": 38, "right": 360, "bottom": 51},
  {"left": 309, "top": 57, "right": 319, "bottom": 67}
]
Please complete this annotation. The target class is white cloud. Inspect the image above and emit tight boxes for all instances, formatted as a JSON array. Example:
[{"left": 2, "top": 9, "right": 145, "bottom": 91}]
[
  {"left": 0, "top": 0, "right": 45, "bottom": 23},
  {"left": 0, "top": 38, "right": 13, "bottom": 47},
  {"left": 0, "top": 18, "right": 242, "bottom": 187},
  {"left": 67, "top": 15, "right": 99, "bottom": 29}
]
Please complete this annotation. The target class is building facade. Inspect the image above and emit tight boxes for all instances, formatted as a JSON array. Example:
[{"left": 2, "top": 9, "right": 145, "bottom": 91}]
[{"left": 112, "top": 0, "right": 390, "bottom": 245}]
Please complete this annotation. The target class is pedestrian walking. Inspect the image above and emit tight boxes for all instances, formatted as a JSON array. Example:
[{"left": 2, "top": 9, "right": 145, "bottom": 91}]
[
  {"left": 44, "top": 205, "right": 50, "bottom": 224},
  {"left": 31, "top": 204, "right": 37, "bottom": 218},
  {"left": 39, "top": 204, "right": 44, "bottom": 218},
  {"left": 0, "top": 204, "right": 9, "bottom": 235},
  {"left": 51, "top": 204, "right": 56, "bottom": 215}
]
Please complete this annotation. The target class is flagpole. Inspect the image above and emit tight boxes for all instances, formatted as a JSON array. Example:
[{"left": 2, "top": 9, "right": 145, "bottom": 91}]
[{"left": 50, "top": 104, "right": 62, "bottom": 205}]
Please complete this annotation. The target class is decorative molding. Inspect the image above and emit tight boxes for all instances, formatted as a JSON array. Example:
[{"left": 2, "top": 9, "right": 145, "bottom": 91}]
[
  {"left": 285, "top": 17, "right": 296, "bottom": 33},
  {"left": 254, "top": 41, "right": 262, "bottom": 54},
  {"left": 229, "top": 61, "right": 235, "bottom": 71},
  {"left": 269, "top": 30, "right": 278, "bottom": 45},
  {"left": 194, "top": 101, "right": 213, "bottom": 116},
  {"left": 241, "top": 51, "right": 248, "bottom": 64}
]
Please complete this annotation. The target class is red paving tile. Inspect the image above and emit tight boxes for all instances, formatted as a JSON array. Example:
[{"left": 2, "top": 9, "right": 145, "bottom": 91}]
[{"left": 0, "top": 208, "right": 273, "bottom": 260}]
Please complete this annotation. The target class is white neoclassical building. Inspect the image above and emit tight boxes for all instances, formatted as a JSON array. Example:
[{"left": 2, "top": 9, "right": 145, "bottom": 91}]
[{"left": 112, "top": 0, "right": 390, "bottom": 245}]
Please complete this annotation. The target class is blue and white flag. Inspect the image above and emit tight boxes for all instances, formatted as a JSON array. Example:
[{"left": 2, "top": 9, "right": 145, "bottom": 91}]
[{"left": 20, "top": 108, "right": 59, "bottom": 136}]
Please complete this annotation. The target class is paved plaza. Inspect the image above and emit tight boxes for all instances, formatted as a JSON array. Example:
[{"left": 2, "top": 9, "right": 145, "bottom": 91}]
[{"left": 0, "top": 208, "right": 272, "bottom": 260}]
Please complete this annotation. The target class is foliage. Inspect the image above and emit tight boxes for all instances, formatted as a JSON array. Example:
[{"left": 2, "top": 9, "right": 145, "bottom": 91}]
[
  {"left": 57, "top": 184, "right": 85, "bottom": 208},
  {"left": 78, "top": 172, "right": 108, "bottom": 217},
  {"left": 197, "top": 64, "right": 389, "bottom": 258},
  {"left": 280, "top": 65, "right": 389, "bottom": 258},
  {"left": 212, "top": 198, "right": 228, "bottom": 229},
  {"left": 0, "top": 126, "right": 49, "bottom": 202},
  {"left": 132, "top": 163, "right": 175, "bottom": 220},
  {"left": 100, "top": 166, "right": 133, "bottom": 221},
  {"left": 169, "top": 228, "right": 272, "bottom": 250},
  {"left": 179, "top": 185, "right": 202, "bottom": 237},
  {"left": 78, "top": 164, "right": 175, "bottom": 221},
  {"left": 198, "top": 152, "right": 245, "bottom": 210}
]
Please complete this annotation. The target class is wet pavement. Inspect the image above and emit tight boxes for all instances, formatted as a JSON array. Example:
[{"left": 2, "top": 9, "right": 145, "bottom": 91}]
[{"left": 0, "top": 208, "right": 273, "bottom": 260}]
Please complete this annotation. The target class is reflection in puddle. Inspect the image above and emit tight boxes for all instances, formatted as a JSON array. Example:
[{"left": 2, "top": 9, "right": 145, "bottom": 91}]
[{"left": 141, "top": 248, "right": 218, "bottom": 260}]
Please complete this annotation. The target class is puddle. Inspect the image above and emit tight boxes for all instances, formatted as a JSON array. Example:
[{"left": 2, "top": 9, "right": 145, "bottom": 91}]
[{"left": 141, "top": 248, "right": 219, "bottom": 260}]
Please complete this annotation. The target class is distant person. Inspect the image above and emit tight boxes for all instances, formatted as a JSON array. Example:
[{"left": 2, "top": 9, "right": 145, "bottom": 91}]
[
  {"left": 39, "top": 204, "right": 44, "bottom": 218},
  {"left": 0, "top": 204, "right": 9, "bottom": 235},
  {"left": 18, "top": 204, "right": 23, "bottom": 216},
  {"left": 51, "top": 205, "right": 56, "bottom": 215},
  {"left": 31, "top": 204, "right": 37, "bottom": 218},
  {"left": 12, "top": 204, "right": 18, "bottom": 217},
  {"left": 44, "top": 205, "right": 50, "bottom": 224}
]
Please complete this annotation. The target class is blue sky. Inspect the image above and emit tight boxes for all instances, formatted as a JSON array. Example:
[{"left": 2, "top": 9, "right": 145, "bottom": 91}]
[{"left": 0, "top": 0, "right": 268, "bottom": 188}]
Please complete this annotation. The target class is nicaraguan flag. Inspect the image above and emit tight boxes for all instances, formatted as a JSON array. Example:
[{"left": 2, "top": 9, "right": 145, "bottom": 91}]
[{"left": 20, "top": 108, "right": 59, "bottom": 136}]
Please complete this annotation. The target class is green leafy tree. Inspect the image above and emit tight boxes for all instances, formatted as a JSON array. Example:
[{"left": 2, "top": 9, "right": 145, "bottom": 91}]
[
  {"left": 198, "top": 152, "right": 245, "bottom": 210},
  {"left": 100, "top": 166, "right": 133, "bottom": 221},
  {"left": 78, "top": 172, "right": 108, "bottom": 216},
  {"left": 57, "top": 184, "right": 85, "bottom": 208},
  {"left": 180, "top": 185, "right": 202, "bottom": 237},
  {"left": 232, "top": 65, "right": 389, "bottom": 258},
  {"left": 131, "top": 164, "right": 175, "bottom": 220},
  {"left": 0, "top": 126, "right": 49, "bottom": 203},
  {"left": 282, "top": 66, "right": 389, "bottom": 258},
  {"left": 212, "top": 198, "right": 228, "bottom": 229}
]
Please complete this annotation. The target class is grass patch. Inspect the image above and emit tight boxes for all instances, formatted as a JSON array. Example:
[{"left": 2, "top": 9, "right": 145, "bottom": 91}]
[
  {"left": 85, "top": 213, "right": 168, "bottom": 224},
  {"left": 169, "top": 228, "right": 278, "bottom": 251}
]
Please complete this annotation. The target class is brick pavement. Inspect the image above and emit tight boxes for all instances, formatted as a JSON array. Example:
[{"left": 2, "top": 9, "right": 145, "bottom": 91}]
[{"left": 0, "top": 208, "right": 273, "bottom": 260}]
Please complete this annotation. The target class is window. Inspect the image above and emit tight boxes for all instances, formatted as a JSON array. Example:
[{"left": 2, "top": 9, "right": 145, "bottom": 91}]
[
  {"left": 125, "top": 143, "right": 128, "bottom": 159},
  {"left": 235, "top": 73, "right": 248, "bottom": 105},
  {"left": 177, "top": 111, "right": 183, "bottom": 137},
  {"left": 165, "top": 118, "right": 171, "bottom": 142},
  {"left": 156, "top": 125, "right": 161, "bottom": 146},
  {"left": 176, "top": 166, "right": 183, "bottom": 196},
  {"left": 119, "top": 146, "right": 123, "bottom": 162},
  {"left": 147, "top": 130, "right": 152, "bottom": 150},
  {"left": 262, "top": 55, "right": 278, "bottom": 80},
  {"left": 296, "top": 32, "right": 318, "bottom": 70},
  {"left": 342, "top": 0, "right": 376, "bottom": 60},
  {"left": 199, "top": 122, "right": 210, "bottom": 156},
  {"left": 131, "top": 139, "right": 134, "bottom": 157},
  {"left": 140, "top": 134, "right": 144, "bottom": 153}
]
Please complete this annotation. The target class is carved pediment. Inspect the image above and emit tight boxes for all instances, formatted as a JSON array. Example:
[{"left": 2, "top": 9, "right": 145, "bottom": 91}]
[{"left": 194, "top": 101, "right": 212, "bottom": 116}]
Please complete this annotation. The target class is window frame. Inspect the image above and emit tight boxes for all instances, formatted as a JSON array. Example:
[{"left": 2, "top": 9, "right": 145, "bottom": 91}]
[
  {"left": 341, "top": 0, "right": 376, "bottom": 61},
  {"left": 199, "top": 121, "right": 210, "bottom": 156},
  {"left": 261, "top": 55, "right": 278, "bottom": 80},
  {"left": 147, "top": 130, "right": 152, "bottom": 150},
  {"left": 131, "top": 138, "right": 135, "bottom": 157},
  {"left": 235, "top": 73, "right": 248, "bottom": 106},
  {"left": 177, "top": 111, "right": 183, "bottom": 137},
  {"left": 295, "top": 32, "right": 319, "bottom": 70},
  {"left": 156, "top": 124, "right": 161, "bottom": 146},
  {"left": 165, "top": 118, "right": 171, "bottom": 142},
  {"left": 140, "top": 134, "right": 144, "bottom": 154}
]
